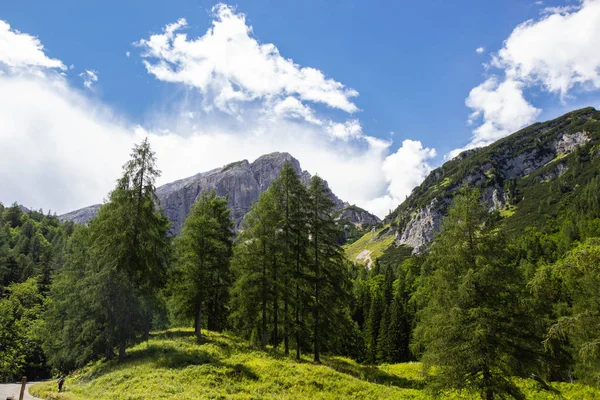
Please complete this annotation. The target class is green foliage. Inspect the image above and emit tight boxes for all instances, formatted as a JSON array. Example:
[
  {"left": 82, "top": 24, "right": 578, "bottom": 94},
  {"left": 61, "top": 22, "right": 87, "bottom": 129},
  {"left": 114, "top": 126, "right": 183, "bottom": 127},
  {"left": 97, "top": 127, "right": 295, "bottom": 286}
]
[
  {"left": 42, "top": 138, "right": 172, "bottom": 370},
  {"left": 533, "top": 238, "right": 600, "bottom": 384},
  {"left": 413, "top": 191, "right": 541, "bottom": 399},
  {"left": 229, "top": 165, "right": 351, "bottom": 363},
  {"left": 169, "top": 190, "right": 234, "bottom": 339},
  {"left": 0, "top": 278, "right": 45, "bottom": 381}
]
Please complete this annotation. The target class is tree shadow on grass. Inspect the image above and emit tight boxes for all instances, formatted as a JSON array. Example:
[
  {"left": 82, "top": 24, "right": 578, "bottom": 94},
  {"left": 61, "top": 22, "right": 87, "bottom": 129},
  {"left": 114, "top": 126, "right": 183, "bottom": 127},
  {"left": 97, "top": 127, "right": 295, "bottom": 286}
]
[
  {"left": 323, "top": 358, "right": 425, "bottom": 390},
  {"left": 83, "top": 343, "right": 258, "bottom": 383}
]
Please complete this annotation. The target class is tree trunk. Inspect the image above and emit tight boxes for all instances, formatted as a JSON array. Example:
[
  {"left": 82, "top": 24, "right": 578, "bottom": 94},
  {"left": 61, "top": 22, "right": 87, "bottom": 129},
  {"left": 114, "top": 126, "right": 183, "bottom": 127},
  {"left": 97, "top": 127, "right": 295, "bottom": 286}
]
[
  {"left": 313, "top": 199, "right": 320, "bottom": 364},
  {"left": 272, "top": 256, "right": 279, "bottom": 348},
  {"left": 119, "top": 340, "right": 127, "bottom": 361},
  {"left": 296, "top": 229, "right": 301, "bottom": 360},
  {"left": 482, "top": 365, "right": 493, "bottom": 400},
  {"left": 284, "top": 293, "right": 290, "bottom": 356},
  {"left": 195, "top": 303, "right": 203, "bottom": 341},
  {"left": 262, "top": 251, "right": 268, "bottom": 350}
]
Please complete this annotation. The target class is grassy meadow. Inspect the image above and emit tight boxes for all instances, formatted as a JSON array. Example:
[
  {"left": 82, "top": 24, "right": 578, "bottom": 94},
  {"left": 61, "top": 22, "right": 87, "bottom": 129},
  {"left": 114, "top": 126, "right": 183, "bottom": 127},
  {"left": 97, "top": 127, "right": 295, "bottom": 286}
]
[{"left": 29, "top": 329, "right": 600, "bottom": 400}]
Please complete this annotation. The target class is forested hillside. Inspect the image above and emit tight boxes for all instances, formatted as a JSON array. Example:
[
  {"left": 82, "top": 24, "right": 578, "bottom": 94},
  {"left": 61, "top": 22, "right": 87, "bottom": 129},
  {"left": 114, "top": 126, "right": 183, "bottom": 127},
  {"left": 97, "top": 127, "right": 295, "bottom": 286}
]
[{"left": 2, "top": 109, "right": 600, "bottom": 399}]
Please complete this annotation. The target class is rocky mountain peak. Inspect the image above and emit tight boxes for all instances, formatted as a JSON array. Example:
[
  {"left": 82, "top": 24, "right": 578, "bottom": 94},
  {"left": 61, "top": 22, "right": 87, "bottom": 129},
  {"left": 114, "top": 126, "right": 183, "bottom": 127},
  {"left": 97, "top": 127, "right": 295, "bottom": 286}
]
[{"left": 60, "top": 152, "right": 377, "bottom": 235}]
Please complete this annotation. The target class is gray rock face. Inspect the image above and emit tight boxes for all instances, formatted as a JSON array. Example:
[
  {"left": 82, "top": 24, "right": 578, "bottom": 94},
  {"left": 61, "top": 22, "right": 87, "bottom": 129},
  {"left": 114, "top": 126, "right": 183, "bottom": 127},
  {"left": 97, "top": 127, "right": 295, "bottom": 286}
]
[
  {"left": 336, "top": 205, "right": 381, "bottom": 228},
  {"left": 59, "top": 204, "right": 101, "bottom": 224},
  {"left": 500, "top": 150, "right": 554, "bottom": 180},
  {"left": 392, "top": 125, "right": 593, "bottom": 254},
  {"left": 554, "top": 132, "right": 590, "bottom": 154},
  {"left": 395, "top": 199, "right": 444, "bottom": 253},
  {"left": 60, "top": 152, "right": 376, "bottom": 235}
]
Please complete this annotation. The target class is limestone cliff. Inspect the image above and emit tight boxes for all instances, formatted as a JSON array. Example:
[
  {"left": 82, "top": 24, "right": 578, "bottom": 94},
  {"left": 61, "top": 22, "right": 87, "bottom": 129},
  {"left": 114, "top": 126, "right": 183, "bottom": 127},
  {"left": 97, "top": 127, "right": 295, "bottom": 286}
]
[
  {"left": 60, "top": 152, "right": 379, "bottom": 235},
  {"left": 388, "top": 107, "right": 598, "bottom": 253}
]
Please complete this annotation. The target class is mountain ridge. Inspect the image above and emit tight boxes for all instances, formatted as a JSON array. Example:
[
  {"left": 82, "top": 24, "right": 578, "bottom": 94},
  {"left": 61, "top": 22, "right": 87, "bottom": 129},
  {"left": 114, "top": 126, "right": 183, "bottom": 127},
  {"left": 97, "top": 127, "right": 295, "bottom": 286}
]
[
  {"left": 60, "top": 152, "right": 380, "bottom": 235},
  {"left": 363, "top": 106, "right": 600, "bottom": 258}
]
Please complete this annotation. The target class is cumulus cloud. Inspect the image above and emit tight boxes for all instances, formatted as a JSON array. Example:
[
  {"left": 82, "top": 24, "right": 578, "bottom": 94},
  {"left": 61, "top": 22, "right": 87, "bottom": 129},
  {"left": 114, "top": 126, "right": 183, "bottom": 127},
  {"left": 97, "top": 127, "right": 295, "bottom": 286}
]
[
  {"left": 365, "top": 140, "right": 436, "bottom": 217},
  {"left": 449, "top": 77, "right": 541, "bottom": 159},
  {"left": 0, "top": 13, "right": 432, "bottom": 219},
  {"left": 79, "top": 69, "right": 98, "bottom": 89},
  {"left": 454, "top": 0, "right": 600, "bottom": 158},
  {"left": 326, "top": 119, "right": 363, "bottom": 140},
  {"left": 135, "top": 4, "right": 359, "bottom": 114},
  {"left": 476, "top": 46, "right": 484, "bottom": 54},
  {"left": 0, "top": 20, "right": 65, "bottom": 70}
]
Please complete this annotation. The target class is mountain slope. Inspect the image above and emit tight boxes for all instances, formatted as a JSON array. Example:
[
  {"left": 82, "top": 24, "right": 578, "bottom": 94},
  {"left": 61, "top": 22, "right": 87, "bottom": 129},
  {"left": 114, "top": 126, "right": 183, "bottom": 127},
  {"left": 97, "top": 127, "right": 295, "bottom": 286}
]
[
  {"left": 60, "top": 152, "right": 380, "bottom": 235},
  {"left": 29, "top": 329, "right": 598, "bottom": 400},
  {"left": 347, "top": 106, "right": 600, "bottom": 263}
]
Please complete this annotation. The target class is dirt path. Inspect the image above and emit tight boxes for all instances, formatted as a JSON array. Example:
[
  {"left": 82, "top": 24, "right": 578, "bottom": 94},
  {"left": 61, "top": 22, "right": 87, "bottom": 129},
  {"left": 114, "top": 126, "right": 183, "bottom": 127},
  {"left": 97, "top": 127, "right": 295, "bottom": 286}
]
[{"left": 0, "top": 382, "right": 44, "bottom": 400}]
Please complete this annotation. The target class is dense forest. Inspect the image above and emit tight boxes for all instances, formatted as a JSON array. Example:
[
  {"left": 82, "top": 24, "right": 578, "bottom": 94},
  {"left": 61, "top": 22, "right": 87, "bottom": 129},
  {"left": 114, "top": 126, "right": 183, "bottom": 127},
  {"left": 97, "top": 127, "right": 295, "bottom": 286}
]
[{"left": 2, "top": 136, "right": 600, "bottom": 399}]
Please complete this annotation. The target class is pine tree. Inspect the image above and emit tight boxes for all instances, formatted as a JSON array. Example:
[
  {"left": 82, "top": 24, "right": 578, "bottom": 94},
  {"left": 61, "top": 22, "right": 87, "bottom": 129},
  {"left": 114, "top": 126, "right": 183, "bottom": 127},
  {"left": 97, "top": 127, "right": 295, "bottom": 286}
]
[
  {"left": 170, "top": 190, "right": 233, "bottom": 340},
  {"left": 413, "top": 190, "right": 540, "bottom": 400}
]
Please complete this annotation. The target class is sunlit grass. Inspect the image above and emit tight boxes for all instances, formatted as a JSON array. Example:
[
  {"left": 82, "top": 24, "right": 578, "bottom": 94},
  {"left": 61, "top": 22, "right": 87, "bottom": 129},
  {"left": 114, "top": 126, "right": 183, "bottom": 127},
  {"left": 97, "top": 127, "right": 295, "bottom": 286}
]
[
  {"left": 30, "top": 329, "right": 600, "bottom": 400},
  {"left": 344, "top": 225, "right": 395, "bottom": 264}
]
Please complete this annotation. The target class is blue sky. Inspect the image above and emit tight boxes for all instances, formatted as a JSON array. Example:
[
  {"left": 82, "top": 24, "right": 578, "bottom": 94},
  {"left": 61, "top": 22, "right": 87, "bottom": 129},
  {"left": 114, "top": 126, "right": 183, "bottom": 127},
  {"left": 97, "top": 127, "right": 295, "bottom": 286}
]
[{"left": 1, "top": 0, "right": 599, "bottom": 217}]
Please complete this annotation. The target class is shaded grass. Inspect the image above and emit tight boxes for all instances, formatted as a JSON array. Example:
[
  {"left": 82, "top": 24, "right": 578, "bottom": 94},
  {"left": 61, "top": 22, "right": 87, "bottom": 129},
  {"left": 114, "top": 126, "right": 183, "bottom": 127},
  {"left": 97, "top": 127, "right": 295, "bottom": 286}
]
[{"left": 30, "top": 329, "right": 600, "bottom": 399}]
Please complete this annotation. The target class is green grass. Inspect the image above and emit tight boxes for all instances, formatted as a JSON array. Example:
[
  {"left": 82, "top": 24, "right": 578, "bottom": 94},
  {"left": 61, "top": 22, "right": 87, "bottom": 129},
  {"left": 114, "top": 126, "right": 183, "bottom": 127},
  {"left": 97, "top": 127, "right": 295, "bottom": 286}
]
[
  {"left": 344, "top": 225, "right": 395, "bottom": 264},
  {"left": 499, "top": 205, "right": 517, "bottom": 218},
  {"left": 30, "top": 329, "right": 600, "bottom": 400}
]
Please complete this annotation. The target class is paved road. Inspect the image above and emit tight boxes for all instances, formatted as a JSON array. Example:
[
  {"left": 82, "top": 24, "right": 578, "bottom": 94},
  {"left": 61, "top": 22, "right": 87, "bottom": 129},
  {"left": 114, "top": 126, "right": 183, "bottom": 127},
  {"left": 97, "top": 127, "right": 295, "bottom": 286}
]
[{"left": 0, "top": 382, "right": 43, "bottom": 400}]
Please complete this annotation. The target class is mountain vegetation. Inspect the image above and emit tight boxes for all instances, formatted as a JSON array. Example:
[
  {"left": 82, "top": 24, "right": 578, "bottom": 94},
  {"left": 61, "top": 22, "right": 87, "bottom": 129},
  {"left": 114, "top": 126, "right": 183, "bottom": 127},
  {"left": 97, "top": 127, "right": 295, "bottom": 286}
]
[{"left": 2, "top": 108, "right": 600, "bottom": 399}]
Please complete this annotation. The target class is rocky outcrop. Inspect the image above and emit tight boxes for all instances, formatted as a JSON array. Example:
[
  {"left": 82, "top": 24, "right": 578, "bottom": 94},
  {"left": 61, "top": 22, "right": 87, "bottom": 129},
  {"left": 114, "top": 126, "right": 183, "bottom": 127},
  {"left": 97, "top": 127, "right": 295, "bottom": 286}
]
[
  {"left": 539, "top": 163, "right": 568, "bottom": 182},
  {"left": 500, "top": 150, "right": 554, "bottom": 180},
  {"left": 60, "top": 152, "right": 377, "bottom": 235},
  {"left": 59, "top": 204, "right": 101, "bottom": 224},
  {"left": 395, "top": 199, "right": 444, "bottom": 253},
  {"left": 336, "top": 205, "right": 380, "bottom": 228},
  {"left": 390, "top": 111, "right": 598, "bottom": 254},
  {"left": 554, "top": 132, "right": 590, "bottom": 154}
]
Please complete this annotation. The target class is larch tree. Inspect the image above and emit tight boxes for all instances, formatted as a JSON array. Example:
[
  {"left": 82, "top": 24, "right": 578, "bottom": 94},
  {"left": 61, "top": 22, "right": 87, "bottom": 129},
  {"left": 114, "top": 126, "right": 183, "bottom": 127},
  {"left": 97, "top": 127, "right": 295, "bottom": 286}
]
[
  {"left": 170, "top": 190, "right": 233, "bottom": 341},
  {"left": 412, "top": 190, "right": 540, "bottom": 400},
  {"left": 307, "top": 175, "right": 350, "bottom": 363}
]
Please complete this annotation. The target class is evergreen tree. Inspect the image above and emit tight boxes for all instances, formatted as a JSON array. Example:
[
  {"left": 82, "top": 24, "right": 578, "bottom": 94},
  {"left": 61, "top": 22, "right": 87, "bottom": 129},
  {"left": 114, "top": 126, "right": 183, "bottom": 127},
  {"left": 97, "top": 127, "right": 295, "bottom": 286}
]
[
  {"left": 0, "top": 278, "right": 45, "bottom": 381},
  {"left": 532, "top": 238, "right": 600, "bottom": 384},
  {"left": 43, "top": 138, "right": 171, "bottom": 364},
  {"left": 229, "top": 188, "right": 281, "bottom": 349},
  {"left": 413, "top": 190, "right": 540, "bottom": 400},
  {"left": 271, "top": 162, "right": 310, "bottom": 358},
  {"left": 170, "top": 190, "right": 233, "bottom": 340},
  {"left": 307, "top": 175, "right": 350, "bottom": 363},
  {"left": 364, "top": 279, "right": 383, "bottom": 364}
]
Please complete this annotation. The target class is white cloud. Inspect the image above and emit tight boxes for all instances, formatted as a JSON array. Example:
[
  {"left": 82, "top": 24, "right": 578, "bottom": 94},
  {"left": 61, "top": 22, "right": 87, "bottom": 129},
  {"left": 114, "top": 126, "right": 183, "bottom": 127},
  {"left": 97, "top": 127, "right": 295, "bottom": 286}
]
[
  {"left": 454, "top": 0, "right": 600, "bottom": 158},
  {"left": 0, "top": 14, "right": 425, "bottom": 219},
  {"left": 365, "top": 140, "right": 436, "bottom": 217},
  {"left": 79, "top": 69, "right": 98, "bottom": 89},
  {"left": 326, "top": 119, "right": 363, "bottom": 140},
  {"left": 125, "top": 51, "right": 131, "bottom": 57},
  {"left": 135, "top": 4, "right": 359, "bottom": 114},
  {"left": 495, "top": 0, "right": 600, "bottom": 97},
  {"left": 270, "top": 96, "right": 322, "bottom": 125},
  {"left": 476, "top": 46, "right": 485, "bottom": 54},
  {"left": 451, "top": 77, "right": 541, "bottom": 158},
  {"left": 0, "top": 20, "right": 65, "bottom": 70}
]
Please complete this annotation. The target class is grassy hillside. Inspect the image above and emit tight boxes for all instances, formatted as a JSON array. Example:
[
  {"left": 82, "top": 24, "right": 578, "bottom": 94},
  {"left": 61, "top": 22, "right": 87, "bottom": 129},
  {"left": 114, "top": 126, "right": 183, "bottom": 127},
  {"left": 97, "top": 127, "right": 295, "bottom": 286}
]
[
  {"left": 343, "top": 224, "right": 395, "bottom": 266},
  {"left": 30, "top": 329, "right": 599, "bottom": 399}
]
